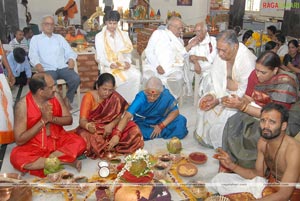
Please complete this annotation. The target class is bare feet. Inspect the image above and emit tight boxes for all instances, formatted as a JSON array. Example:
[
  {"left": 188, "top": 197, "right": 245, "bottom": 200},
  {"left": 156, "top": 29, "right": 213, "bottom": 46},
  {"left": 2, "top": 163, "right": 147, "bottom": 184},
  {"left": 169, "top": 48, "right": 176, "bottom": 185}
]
[{"left": 71, "top": 160, "right": 82, "bottom": 172}]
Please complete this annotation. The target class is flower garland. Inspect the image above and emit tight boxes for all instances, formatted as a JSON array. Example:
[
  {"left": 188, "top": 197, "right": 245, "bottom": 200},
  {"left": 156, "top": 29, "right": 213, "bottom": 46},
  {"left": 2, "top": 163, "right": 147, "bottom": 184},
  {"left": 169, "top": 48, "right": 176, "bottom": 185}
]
[
  {"left": 167, "top": 11, "right": 181, "bottom": 19},
  {"left": 245, "top": 32, "right": 271, "bottom": 48}
]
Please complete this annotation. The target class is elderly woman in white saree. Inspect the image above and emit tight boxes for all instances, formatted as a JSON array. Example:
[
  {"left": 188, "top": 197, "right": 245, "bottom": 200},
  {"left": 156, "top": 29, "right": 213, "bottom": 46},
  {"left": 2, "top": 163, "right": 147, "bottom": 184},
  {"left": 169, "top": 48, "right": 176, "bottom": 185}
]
[
  {"left": 95, "top": 11, "right": 141, "bottom": 103},
  {"left": 194, "top": 30, "right": 256, "bottom": 149}
]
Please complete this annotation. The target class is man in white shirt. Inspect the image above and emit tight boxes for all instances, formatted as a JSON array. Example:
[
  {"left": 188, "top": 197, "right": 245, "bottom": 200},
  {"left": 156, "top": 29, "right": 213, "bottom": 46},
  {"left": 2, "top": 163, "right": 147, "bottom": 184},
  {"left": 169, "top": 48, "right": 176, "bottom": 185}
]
[
  {"left": 185, "top": 21, "right": 217, "bottom": 97},
  {"left": 29, "top": 15, "right": 80, "bottom": 109},
  {"left": 274, "top": 33, "right": 288, "bottom": 58},
  {"left": 194, "top": 30, "right": 256, "bottom": 149},
  {"left": 95, "top": 11, "right": 141, "bottom": 103},
  {"left": 143, "top": 16, "right": 197, "bottom": 99}
]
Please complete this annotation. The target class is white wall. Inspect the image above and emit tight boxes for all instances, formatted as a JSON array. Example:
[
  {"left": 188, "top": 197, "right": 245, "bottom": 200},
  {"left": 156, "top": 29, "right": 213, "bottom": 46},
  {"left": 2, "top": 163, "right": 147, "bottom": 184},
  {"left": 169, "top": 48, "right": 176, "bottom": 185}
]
[
  {"left": 150, "top": 0, "right": 209, "bottom": 25},
  {"left": 25, "top": 0, "right": 81, "bottom": 27}
]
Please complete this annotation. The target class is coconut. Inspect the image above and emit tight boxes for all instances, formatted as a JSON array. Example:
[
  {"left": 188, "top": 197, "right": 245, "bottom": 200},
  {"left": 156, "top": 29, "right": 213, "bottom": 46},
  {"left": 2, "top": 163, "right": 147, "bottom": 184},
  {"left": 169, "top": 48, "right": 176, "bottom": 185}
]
[
  {"left": 166, "top": 137, "right": 182, "bottom": 154},
  {"left": 129, "top": 159, "right": 147, "bottom": 177}
]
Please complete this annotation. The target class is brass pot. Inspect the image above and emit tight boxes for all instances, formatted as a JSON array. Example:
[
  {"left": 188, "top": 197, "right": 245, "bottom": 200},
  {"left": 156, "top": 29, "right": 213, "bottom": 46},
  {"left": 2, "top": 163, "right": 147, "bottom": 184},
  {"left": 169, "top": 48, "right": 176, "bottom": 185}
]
[{"left": 0, "top": 173, "right": 32, "bottom": 201}]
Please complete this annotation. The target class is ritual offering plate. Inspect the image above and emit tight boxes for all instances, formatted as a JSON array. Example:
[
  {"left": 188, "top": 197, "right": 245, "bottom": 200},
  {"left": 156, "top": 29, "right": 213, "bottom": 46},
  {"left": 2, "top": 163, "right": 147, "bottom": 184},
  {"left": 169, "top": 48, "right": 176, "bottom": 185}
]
[
  {"left": 188, "top": 180, "right": 209, "bottom": 199},
  {"left": 177, "top": 163, "right": 198, "bottom": 177},
  {"left": 224, "top": 192, "right": 256, "bottom": 201},
  {"left": 205, "top": 195, "right": 230, "bottom": 201},
  {"left": 189, "top": 152, "right": 207, "bottom": 165}
]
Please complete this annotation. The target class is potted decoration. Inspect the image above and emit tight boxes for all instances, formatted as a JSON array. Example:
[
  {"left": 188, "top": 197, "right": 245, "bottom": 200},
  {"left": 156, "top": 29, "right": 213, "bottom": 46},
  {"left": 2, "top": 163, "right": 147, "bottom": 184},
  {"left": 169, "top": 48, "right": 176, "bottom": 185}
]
[{"left": 156, "top": 9, "right": 161, "bottom": 19}]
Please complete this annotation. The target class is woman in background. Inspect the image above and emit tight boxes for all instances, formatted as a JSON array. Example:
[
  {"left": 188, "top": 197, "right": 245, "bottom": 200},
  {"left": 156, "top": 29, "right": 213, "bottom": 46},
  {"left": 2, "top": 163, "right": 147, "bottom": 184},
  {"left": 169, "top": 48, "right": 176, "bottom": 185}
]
[{"left": 282, "top": 39, "right": 300, "bottom": 86}]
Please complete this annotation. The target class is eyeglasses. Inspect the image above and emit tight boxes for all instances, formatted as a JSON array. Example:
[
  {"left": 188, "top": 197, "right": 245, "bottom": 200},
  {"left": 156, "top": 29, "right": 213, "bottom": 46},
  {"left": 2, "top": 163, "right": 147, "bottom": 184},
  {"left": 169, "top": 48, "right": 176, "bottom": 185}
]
[
  {"left": 170, "top": 24, "right": 184, "bottom": 31},
  {"left": 43, "top": 22, "right": 54, "bottom": 27},
  {"left": 194, "top": 29, "right": 203, "bottom": 33}
]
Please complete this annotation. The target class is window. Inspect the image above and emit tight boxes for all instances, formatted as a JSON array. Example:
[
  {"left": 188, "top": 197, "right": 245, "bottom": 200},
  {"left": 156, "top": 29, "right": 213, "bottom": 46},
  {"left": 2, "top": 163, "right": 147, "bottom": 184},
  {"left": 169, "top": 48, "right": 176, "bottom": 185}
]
[{"left": 245, "top": 0, "right": 261, "bottom": 11}]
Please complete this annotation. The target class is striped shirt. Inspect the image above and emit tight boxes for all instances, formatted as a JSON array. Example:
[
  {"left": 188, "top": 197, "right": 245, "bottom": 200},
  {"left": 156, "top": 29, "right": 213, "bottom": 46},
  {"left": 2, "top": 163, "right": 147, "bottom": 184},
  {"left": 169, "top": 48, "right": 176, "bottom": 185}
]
[{"left": 9, "top": 38, "right": 29, "bottom": 53}]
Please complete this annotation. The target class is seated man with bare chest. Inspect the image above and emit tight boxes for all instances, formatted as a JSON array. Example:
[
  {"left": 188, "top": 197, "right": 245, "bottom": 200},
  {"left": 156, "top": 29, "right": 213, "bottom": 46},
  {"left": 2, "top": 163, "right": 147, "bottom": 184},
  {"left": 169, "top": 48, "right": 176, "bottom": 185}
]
[{"left": 211, "top": 103, "right": 300, "bottom": 201}]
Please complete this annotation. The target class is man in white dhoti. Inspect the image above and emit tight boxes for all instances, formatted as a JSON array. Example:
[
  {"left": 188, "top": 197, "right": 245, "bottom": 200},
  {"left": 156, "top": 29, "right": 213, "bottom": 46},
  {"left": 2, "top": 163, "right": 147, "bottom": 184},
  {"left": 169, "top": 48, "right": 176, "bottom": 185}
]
[
  {"left": 143, "top": 17, "right": 197, "bottom": 99},
  {"left": 210, "top": 103, "right": 300, "bottom": 201},
  {"left": 194, "top": 30, "right": 256, "bottom": 148},
  {"left": 95, "top": 11, "right": 141, "bottom": 103},
  {"left": 184, "top": 21, "right": 217, "bottom": 97}
]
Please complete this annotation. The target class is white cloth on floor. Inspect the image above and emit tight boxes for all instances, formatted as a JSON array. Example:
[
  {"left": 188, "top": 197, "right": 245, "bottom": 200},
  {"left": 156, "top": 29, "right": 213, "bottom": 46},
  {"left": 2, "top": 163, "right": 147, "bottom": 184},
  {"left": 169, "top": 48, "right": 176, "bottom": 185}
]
[{"left": 209, "top": 173, "right": 267, "bottom": 199}]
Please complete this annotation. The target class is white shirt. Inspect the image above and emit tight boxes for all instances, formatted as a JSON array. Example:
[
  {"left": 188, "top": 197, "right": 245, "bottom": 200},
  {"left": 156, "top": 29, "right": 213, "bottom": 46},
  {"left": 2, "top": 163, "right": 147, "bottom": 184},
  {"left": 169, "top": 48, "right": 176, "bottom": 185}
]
[
  {"left": 277, "top": 44, "right": 288, "bottom": 57},
  {"left": 95, "top": 27, "right": 132, "bottom": 68},
  {"left": 188, "top": 33, "right": 217, "bottom": 72},
  {"left": 29, "top": 32, "right": 77, "bottom": 71},
  {"left": 145, "top": 29, "right": 188, "bottom": 75}
]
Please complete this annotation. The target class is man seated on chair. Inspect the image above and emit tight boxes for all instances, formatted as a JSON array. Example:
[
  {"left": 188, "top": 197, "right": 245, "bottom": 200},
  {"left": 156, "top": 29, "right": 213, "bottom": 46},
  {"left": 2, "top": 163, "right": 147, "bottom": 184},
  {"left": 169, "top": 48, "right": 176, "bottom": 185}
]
[
  {"left": 143, "top": 16, "right": 198, "bottom": 99},
  {"left": 185, "top": 21, "right": 217, "bottom": 97},
  {"left": 7, "top": 47, "right": 31, "bottom": 86},
  {"left": 116, "top": 76, "right": 188, "bottom": 140},
  {"left": 10, "top": 73, "right": 86, "bottom": 178},
  {"left": 29, "top": 15, "right": 80, "bottom": 110},
  {"left": 194, "top": 30, "right": 256, "bottom": 149},
  {"left": 211, "top": 103, "right": 300, "bottom": 201},
  {"left": 95, "top": 11, "right": 141, "bottom": 103}
]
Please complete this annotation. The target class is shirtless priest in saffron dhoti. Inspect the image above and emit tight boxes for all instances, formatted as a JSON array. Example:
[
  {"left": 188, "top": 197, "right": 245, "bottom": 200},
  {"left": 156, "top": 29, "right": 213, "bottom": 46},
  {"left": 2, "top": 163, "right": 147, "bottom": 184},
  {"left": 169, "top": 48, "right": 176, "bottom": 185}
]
[
  {"left": 10, "top": 73, "right": 86, "bottom": 177},
  {"left": 95, "top": 11, "right": 141, "bottom": 103}
]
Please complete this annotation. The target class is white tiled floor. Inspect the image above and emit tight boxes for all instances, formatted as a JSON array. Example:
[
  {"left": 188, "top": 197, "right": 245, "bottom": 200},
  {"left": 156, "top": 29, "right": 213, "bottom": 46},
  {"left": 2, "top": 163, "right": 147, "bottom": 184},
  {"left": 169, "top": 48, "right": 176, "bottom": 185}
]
[{"left": 1, "top": 92, "right": 219, "bottom": 200}]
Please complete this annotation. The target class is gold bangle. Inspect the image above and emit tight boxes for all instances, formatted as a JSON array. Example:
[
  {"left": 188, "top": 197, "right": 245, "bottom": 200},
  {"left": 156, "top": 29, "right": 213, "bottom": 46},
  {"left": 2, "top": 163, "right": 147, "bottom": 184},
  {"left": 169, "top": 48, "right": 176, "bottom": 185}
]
[
  {"left": 243, "top": 104, "right": 249, "bottom": 113},
  {"left": 85, "top": 122, "right": 91, "bottom": 130},
  {"left": 40, "top": 119, "right": 45, "bottom": 127},
  {"left": 240, "top": 103, "right": 247, "bottom": 112}
]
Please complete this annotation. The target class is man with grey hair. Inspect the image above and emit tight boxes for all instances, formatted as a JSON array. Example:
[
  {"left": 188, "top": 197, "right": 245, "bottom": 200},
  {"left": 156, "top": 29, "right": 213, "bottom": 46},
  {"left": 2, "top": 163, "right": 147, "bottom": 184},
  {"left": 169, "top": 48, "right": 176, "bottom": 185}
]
[
  {"left": 29, "top": 15, "right": 80, "bottom": 110},
  {"left": 194, "top": 30, "right": 256, "bottom": 149},
  {"left": 116, "top": 76, "right": 188, "bottom": 140},
  {"left": 143, "top": 16, "right": 198, "bottom": 99},
  {"left": 185, "top": 21, "right": 217, "bottom": 98}
]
